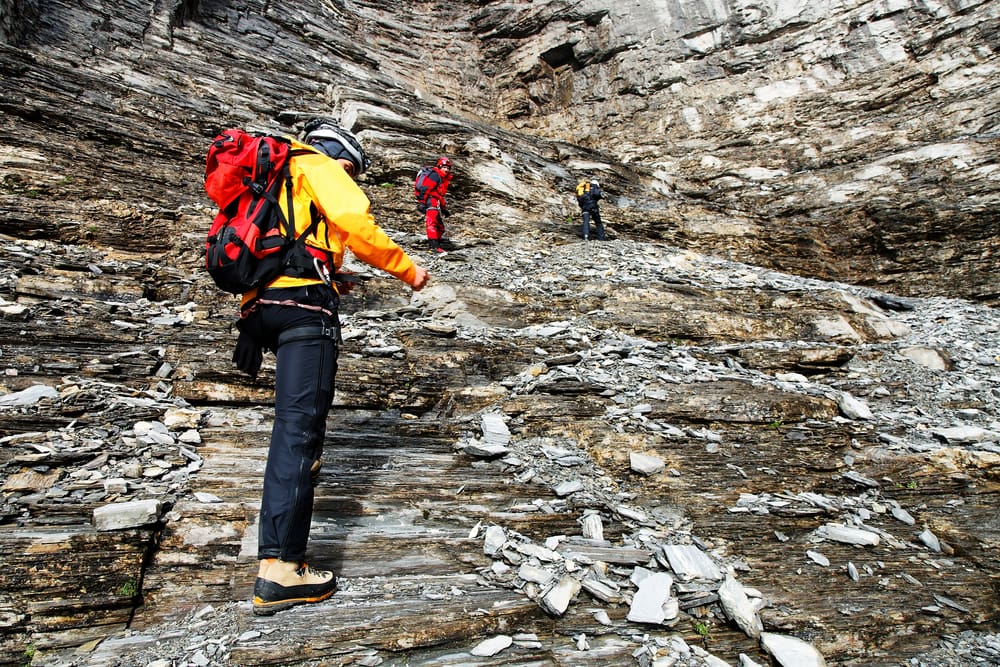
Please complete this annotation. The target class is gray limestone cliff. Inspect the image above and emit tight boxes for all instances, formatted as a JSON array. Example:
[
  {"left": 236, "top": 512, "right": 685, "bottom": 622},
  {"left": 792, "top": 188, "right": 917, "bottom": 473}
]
[{"left": 0, "top": 0, "right": 997, "bottom": 302}]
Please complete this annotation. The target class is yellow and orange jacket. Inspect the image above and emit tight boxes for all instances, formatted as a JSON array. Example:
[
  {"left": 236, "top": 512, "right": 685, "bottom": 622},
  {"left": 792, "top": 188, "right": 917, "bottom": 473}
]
[{"left": 241, "top": 139, "right": 419, "bottom": 308}]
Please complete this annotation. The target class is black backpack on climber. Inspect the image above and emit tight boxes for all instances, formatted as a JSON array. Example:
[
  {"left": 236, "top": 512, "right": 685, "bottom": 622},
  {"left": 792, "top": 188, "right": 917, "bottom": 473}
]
[{"left": 414, "top": 165, "right": 437, "bottom": 213}]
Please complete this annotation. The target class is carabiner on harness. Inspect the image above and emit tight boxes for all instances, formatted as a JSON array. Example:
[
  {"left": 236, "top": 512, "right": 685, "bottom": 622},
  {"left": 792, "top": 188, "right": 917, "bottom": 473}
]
[{"left": 313, "top": 257, "right": 333, "bottom": 287}]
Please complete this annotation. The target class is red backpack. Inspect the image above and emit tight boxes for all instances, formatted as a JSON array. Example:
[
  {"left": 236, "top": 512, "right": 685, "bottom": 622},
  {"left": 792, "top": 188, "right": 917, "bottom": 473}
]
[{"left": 204, "top": 129, "right": 305, "bottom": 294}]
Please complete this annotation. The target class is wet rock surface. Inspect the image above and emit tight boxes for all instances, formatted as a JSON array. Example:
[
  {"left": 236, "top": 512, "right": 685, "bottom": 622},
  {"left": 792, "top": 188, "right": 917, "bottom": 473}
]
[{"left": 0, "top": 1, "right": 998, "bottom": 666}]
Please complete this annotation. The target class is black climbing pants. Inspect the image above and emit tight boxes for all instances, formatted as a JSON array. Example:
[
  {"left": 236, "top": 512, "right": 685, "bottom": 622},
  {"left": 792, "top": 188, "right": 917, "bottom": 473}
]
[
  {"left": 581, "top": 206, "right": 605, "bottom": 240},
  {"left": 246, "top": 286, "right": 340, "bottom": 563}
]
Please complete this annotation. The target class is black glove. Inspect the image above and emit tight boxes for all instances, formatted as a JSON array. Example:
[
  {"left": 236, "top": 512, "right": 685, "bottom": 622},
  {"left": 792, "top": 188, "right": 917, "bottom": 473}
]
[
  {"left": 441, "top": 206, "right": 450, "bottom": 218},
  {"left": 232, "top": 329, "right": 263, "bottom": 378}
]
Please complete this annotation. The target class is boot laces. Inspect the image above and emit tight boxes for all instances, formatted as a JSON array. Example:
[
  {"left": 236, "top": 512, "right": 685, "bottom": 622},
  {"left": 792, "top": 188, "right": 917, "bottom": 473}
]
[{"left": 296, "top": 562, "right": 331, "bottom": 579}]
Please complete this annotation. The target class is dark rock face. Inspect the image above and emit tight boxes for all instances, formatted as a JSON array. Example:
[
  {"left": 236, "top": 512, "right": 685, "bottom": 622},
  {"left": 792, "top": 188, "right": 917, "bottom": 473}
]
[{"left": 0, "top": 2, "right": 998, "bottom": 666}]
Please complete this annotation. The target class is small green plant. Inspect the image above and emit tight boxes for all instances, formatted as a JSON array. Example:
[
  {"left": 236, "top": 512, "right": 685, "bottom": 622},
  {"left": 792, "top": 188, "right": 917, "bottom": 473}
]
[
  {"left": 694, "top": 621, "right": 710, "bottom": 638},
  {"left": 117, "top": 579, "right": 138, "bottom": 597},
  {"left": 23, "top": 643, "right": 36, "bottom": 664},
  {"left": 767, "top": 419, "right": 784, "bottom": 429}
]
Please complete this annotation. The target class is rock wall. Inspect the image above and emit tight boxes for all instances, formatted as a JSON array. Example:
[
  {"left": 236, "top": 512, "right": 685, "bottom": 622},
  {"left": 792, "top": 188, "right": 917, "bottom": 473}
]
[
  {"left": 0, "top": 0, "right": 997, "bottom": 303},
  {"left": 464, "top": 0, "right": 1000, "bottom": 302},
  {"left": 0, "top": 2, "right": 998, "bottom": 666}
]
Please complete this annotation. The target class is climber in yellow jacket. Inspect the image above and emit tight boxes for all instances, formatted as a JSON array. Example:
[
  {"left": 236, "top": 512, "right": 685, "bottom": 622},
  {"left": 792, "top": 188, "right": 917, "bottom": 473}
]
[{"left": 232, "top": 119, "right": 429, "bottom": 615}]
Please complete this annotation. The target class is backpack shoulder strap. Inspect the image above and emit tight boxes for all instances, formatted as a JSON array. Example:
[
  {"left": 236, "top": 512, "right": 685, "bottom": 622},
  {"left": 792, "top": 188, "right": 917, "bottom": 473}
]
[{"left": 274, "top": 147, "right": 321, "bottom": 242}]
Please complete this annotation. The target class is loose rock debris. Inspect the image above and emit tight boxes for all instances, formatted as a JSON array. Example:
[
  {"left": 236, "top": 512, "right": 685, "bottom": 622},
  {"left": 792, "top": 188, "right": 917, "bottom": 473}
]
[{"left": 1, "top": 236, "right": 998, "bottom": 666}]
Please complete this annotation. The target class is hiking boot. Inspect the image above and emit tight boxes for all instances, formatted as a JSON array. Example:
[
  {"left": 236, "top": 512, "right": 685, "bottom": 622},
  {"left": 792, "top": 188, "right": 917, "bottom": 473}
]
[
  {"left": 252, "top": 560, "right": 336, "bottom": 616},
  {"left": 433, "top": 247, "right": 448, "bottom": 255}
]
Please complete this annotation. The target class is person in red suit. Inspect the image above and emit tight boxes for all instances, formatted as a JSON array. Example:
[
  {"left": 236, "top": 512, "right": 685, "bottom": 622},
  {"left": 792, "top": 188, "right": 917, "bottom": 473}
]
[{"left": 418, "top": 157, "right": 454, "bottom": 254}]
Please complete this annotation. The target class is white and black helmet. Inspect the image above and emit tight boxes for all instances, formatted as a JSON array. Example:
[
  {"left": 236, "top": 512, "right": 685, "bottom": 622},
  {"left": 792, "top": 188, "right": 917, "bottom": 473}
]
[{"left": 302, "top": 118, "right": 371, "bottom": 175}]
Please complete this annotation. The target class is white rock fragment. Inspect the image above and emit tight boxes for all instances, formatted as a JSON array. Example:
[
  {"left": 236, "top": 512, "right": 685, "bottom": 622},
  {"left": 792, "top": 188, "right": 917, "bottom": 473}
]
[
  {"left": 918, "top": 527, "right": 942, "bottom": 552},
  {"left": 464, "top": 440, "right": 510, "bottom": 458},
  {"left": 93, "top": 499, "right": 162, "bottom": 531},
  {"left": 178, "top": 429, "right": 202, "bottom": 444},
  {"left": 593, "top": 609, "right": 612, "bottom": 626},
  {"left": 813, "top": 316, "right": 862, "bottom": 343},
  {"left": 163, "top": 407, "right": 202, "bottom": 429},
  {"left": 718, "top": 574, "right": 763, "bottom": 639},
  {"left": 760, "top": 632, "right": 827, "bottom": 666},
  {"left": 630, "top": 451, "right": 665, "bottom": 475},
  {"left": 581, "top": 576, "right": 623, "bottom": 603},
  {"left": 807, "top": 550, "right": 830, "bottom": 567},
  {"left": 837, "top": 391, "right": 873, "bottom": 420},
  {"left": 661, "top": 543, "right": 723, "bottom": 581},
  {"left": 193, "top": 492, "right": 222, "bottom": 503},
  {"left": 470, "top": 634, "right": 512, "bottom": 657},
  {"left": 630, "top": 566, "right": 655, "bottom": 587},
  {"left": 704, "top": 655, "right": 732, "bottom": 667},
  {"left": 932, "top": 426, "right": 998, "bottom": 444},
  {"left": 462, "top": 412, "right": 515, "bottom": 457},
  {"left": 540, "top": 575, "right": 581, "bottom": 616},
  {"left": 627, "top": 572, "right": 676, "bottom": 625},
  {"left": 848, "top": 562, "right": 860, "bottom": 581},
  {"left": 484, "top": 525, "right": 507, "bottom": 555},
  {"left": 891, "top": 506, "right": 916, "bottom": 526},
  {"left": 0, "top": 303, "right": 28, "bottom": 317},
  {"left": 615, "top": 505, "right": 648, "bottom": 522},
  {"left": 899, "top": 346, "right": 949, "bottom": 370},
  {"left": 554, "top": 480, "right": 583, "bottom": 497},
  {"left": 514, "top": 542, "right": 561, "bottom": 562},
  {"left": 518, "top": 563, "right": 555, "bottom": 586},
  {"left": 481, "top": 413, "right": 511, "bottom": 445},
  {"left": 0, "top": 384, "right": 58, "bottom": 407},
  {"left": 818, "top": 523, "right": 880, "bottom": 546},
  {"left": 544, "top": 535, "right": 564, "bottom": 551},
  {"left": 580, "top": 512, "right": 604, "bottom": 541},
  {"left": 933, "top": 593, "right": 970, "bottom": 613},
  {"left": 739, "top": 654, "right": 765, "bottom": 667},
  {"left": 103, "top": 478, "right": 129, "bottom": 495},
  {"left": 133, "top": 421, "right": 165, "bottom": 437}
]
